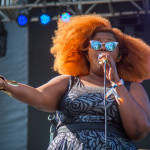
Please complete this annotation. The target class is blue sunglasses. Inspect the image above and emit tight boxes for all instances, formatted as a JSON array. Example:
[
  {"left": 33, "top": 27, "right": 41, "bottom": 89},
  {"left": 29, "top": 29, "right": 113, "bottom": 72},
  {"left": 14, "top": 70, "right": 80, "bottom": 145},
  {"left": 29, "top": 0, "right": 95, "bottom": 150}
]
[{"left": 90, "top": 40, "right": 118, "bottom": 51}]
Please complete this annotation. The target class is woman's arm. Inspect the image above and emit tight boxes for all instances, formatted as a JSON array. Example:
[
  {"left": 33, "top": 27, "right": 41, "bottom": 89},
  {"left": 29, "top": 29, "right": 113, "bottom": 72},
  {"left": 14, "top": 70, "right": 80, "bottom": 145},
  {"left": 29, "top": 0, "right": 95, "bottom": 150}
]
[
  {"left": 0, "top": 75, "right": 70, "bottom": 112},
  {"left": 115, "top": 82, "right": 150, "bottom": 140},
  {"left": 99, "top": 52, "right": 150, "bottom": 140}
]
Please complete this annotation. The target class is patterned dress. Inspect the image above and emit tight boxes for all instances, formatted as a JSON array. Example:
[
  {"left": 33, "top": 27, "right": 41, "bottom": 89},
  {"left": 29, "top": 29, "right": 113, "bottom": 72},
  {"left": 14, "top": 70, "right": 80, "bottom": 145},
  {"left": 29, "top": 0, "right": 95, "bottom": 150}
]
[{"left": 47, "top": 76, "right": 137, "bottom": 150}]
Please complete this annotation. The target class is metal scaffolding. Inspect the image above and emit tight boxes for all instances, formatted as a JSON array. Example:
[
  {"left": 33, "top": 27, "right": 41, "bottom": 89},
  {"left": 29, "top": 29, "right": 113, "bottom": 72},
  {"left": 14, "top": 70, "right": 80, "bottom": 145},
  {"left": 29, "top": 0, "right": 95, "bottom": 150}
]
[{"left": 0, "top": 0, "right": 149, "bottom": 22}]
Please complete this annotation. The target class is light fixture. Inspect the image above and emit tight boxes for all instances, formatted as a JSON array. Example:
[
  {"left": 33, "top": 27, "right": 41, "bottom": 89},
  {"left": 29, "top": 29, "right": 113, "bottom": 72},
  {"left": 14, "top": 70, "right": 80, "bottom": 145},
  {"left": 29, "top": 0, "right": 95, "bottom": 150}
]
[
  {"left": 60, "top": 12, "right": 71, "bottom": 22},
  {"left": 16, "top": 14, "right": 28, "bottom": 27},
  {"left": 39, "top": 14, "right": 51, "bottom": 25}
]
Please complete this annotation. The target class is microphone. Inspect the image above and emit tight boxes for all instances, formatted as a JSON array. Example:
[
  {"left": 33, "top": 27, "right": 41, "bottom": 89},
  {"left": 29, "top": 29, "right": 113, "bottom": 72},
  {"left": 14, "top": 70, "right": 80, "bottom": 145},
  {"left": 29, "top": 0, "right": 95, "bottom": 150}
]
[{"left": 98, "top": 53, "right": 108, "bottom": 64}]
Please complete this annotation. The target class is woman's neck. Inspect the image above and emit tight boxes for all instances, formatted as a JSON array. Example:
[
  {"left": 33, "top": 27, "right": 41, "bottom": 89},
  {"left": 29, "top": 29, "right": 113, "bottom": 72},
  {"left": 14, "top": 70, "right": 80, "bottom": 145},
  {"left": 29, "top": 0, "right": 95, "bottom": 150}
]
[{"left": 88, "top": 71, "right": 105, "bottom": 82}]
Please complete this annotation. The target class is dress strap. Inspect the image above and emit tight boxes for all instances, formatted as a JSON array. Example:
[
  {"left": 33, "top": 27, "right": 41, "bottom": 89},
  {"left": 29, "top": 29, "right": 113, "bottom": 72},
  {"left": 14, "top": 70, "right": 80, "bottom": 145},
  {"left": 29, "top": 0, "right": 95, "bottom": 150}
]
[
  {"left": 68, "top": 76, "right": 82, "bottom": 91},
  {"left": 68, "top": 76, "right": 75, "bottom": 91}
]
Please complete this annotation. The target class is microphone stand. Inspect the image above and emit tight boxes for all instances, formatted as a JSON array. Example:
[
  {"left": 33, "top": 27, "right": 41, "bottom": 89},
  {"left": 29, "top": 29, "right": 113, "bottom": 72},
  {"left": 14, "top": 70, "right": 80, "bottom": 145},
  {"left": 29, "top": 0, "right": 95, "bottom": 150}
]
[
  {"left": 104, "top": 60, "right": 107, "bottom": 150},
  {"left": 98, "top": 54, "right": 108, "bottom": 150}
]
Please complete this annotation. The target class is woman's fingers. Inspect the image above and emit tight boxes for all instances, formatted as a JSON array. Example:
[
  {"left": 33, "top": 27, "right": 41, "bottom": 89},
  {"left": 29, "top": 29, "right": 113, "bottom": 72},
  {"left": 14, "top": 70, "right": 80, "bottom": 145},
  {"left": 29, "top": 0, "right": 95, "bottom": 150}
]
[
  {"left": 0, "top": 78, "right": 5, "bottom": 89},
  {"left": 98, "top": 53, "right": 113, "bottom": 67},
  {"left": 98, "top": 53, "right": 119, "bottom": 81}
]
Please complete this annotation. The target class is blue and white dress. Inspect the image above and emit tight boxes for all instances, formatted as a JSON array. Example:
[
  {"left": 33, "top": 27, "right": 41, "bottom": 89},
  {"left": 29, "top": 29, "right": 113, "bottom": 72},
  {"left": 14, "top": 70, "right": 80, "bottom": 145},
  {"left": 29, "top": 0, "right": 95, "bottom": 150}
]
[{"left": 47, "top": 76, "right": 137, "bottom": 150}]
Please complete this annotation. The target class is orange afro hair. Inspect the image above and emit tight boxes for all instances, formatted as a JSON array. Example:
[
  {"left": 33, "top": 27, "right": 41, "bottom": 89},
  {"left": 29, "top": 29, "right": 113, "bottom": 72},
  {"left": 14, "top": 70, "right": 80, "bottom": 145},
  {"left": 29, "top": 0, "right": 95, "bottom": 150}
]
[{"left": 50, "top": 14, "right": 150, "bottom": 82}]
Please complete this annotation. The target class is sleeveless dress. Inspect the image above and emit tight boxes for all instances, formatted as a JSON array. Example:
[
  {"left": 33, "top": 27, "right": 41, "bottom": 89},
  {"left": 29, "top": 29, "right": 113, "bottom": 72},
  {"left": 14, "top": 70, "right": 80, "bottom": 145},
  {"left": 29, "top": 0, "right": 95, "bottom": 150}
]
[{"left": 47, "top": 76, "right": 137, "bottom": 150}]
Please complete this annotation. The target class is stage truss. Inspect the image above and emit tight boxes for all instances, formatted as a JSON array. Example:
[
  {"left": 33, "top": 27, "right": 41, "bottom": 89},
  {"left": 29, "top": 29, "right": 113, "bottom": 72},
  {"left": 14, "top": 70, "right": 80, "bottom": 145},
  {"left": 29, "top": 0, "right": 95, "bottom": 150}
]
[{"left": 0, "top": 0, "right": 149, "bottom": 22}]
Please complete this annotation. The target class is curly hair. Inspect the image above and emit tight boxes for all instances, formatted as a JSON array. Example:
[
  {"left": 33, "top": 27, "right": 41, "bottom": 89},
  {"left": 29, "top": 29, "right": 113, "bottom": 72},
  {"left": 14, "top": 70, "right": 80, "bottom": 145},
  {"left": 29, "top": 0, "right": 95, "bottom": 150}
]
[{"left": 50, "top": 14, "right": 150, "bottom": 82}]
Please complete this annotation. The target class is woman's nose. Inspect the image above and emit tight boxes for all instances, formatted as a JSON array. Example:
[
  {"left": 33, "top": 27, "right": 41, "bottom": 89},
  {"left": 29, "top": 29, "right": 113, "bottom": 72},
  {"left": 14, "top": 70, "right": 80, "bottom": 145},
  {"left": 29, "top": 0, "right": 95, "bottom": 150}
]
[{"left": 100, "top": 46, "right": 107, "bottom": 51}]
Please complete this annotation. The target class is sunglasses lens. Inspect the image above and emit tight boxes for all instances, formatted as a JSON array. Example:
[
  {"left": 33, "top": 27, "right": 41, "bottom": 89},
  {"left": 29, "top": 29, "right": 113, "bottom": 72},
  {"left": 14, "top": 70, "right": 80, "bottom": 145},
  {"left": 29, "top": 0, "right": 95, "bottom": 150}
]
[
  {"left": 91, "top": 41, "right": 102, "bottom": 50},
  {"left": 105, "top": 42, "right": 117, "bottom": 51}
]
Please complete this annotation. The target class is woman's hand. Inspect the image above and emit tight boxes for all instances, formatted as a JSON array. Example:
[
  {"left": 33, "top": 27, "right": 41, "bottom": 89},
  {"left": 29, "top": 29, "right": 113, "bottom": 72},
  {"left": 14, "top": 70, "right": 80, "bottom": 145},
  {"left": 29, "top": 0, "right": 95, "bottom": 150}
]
[
  {"left": 98, "top": 52, "right": 120, "bottom": 83},
  {"left": 0, "top": 77, "right": 6, "bottom": 90}
]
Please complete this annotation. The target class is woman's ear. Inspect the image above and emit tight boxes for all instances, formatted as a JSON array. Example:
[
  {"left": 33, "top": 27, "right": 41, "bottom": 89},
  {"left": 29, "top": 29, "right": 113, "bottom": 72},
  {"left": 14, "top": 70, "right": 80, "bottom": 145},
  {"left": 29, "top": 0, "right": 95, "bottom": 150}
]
[
  {"left": 86, "top": 54, "right": 89, "bottom": 61},
  {"left": 85, "top": 51, "right": 89, "bottom": 61},
  {"left": 116, "top": 55, "right": 122, "bottom": 62}
]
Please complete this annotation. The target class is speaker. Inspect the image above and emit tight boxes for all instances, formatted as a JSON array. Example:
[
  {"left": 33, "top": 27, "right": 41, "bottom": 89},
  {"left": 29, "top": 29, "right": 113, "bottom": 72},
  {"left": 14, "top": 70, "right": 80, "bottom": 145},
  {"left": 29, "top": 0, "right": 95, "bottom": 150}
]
[{"left": 0, "top": 22, "right": 7, "bottom": 57}]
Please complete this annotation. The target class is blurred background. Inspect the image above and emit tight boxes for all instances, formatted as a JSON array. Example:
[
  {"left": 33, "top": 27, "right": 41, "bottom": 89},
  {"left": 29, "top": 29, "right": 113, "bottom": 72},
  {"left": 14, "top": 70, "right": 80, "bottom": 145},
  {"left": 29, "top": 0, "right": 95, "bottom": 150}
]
[{"left": 0, "top": 0, "right": 150, "bottom": 150}]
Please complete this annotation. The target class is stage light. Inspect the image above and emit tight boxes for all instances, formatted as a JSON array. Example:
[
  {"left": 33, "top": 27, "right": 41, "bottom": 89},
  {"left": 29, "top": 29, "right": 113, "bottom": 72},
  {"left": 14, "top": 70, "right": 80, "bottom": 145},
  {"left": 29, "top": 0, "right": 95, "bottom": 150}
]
[
  {"left": 40, "top": 14, "right": 51, "bottom": 25},
  {"left": 60, "top": 12, "right": 71, "bottom": 22},
  {"left": 17, "top": 14, "right": 28, "bottom": 27}
]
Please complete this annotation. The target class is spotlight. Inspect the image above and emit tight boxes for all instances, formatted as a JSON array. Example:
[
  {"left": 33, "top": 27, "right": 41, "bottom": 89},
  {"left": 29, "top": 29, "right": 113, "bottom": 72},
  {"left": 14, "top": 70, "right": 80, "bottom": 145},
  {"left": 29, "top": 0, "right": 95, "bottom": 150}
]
[
  {"left": 40, "top": 14, "right": 51, "bottom": 25},
  {"left": 60, "top": 12, "right": 71, "bottom": 22},
  {"left": 17, "top": 14, "right": 28, "bottom": 27}
]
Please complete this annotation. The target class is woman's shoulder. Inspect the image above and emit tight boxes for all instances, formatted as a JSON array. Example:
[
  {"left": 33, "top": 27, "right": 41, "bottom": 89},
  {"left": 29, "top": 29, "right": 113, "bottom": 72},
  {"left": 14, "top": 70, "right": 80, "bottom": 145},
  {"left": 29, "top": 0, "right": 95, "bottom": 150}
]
[
  {"left": 50, "top": 75, "right": 71, "bottom": 83},
  {"left": 124, "top": 81, "right": 144, "bottom": 92},
  {"left": 125, "top": 81, "right": 145, "bottom": 93},
  {"left": 39, "top": 75, "right": 71, "bottom": 94},
  {"left": 130, "top": 81, "right": 144, "bottom": 91},
  {"left": 129, "top": 81, "right": 150, "bottom": 106}
]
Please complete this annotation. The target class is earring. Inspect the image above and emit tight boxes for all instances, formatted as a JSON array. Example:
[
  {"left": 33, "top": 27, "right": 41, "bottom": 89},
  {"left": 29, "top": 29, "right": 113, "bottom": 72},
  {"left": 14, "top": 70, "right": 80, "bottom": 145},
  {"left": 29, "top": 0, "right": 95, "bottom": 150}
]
[{"left": 117, "top": 55, "right": 122, "bottom": 62}]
